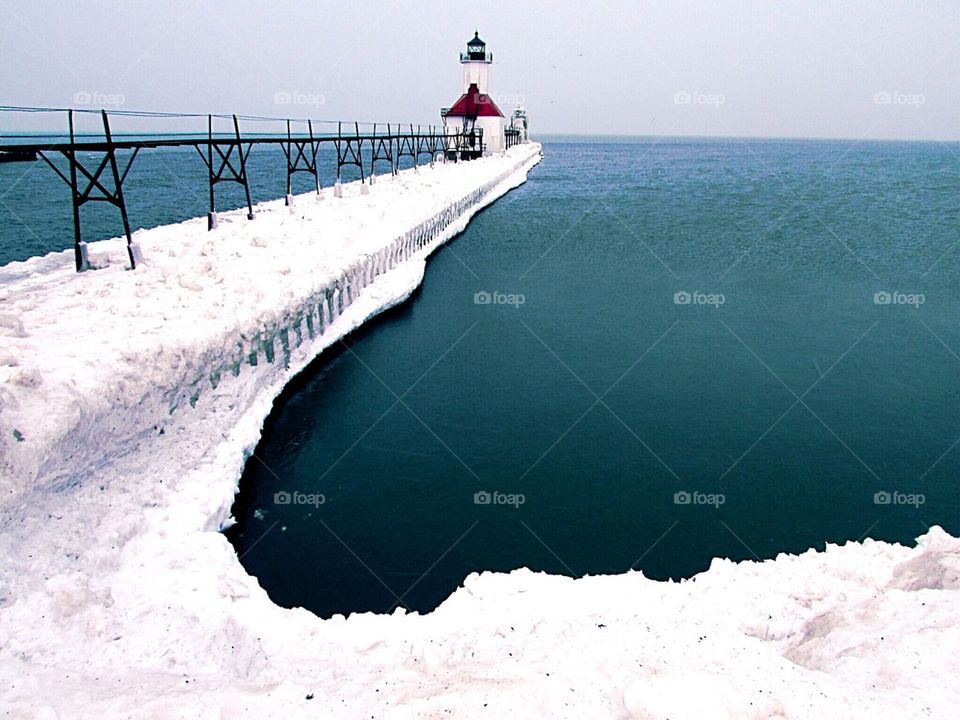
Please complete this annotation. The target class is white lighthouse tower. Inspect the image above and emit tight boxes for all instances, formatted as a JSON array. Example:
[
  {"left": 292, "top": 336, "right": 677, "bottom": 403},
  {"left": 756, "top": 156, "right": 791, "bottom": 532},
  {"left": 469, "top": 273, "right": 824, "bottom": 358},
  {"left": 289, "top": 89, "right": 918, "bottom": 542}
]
[
  {"left": 461, "top": 31, "right": 492, "bottom": 93},
  {"left": 441, "top": 31, "right": 505, "bottom": 156}
]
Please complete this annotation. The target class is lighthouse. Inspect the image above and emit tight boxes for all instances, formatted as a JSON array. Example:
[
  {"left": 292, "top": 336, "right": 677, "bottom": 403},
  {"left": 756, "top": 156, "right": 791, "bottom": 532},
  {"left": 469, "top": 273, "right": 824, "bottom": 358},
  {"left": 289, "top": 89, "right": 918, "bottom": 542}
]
[
  {"left": 441, "top": 31, "right": 506, "bottom": 156},
  {"left": 461, "top": 31, "right": 492, "bottom": 93}
]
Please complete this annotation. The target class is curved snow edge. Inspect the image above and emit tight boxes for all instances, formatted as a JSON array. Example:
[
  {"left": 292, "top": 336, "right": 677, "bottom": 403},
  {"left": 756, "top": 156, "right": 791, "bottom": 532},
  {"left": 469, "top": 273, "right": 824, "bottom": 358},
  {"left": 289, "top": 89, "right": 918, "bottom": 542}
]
[{"left": 208, "top": 147, "right": 544, "bottom": 531}]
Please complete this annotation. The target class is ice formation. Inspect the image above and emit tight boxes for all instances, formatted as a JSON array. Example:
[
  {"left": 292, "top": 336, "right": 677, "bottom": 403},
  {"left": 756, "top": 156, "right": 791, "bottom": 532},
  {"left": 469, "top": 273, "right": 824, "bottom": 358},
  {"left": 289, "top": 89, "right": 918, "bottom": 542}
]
[{"left": 0, "top": 142, "right": 958, "bottom": 718}]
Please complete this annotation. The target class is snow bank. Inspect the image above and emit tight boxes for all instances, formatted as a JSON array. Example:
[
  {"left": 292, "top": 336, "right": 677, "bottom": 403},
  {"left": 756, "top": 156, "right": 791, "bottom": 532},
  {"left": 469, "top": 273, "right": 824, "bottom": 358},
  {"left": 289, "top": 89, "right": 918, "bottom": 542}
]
[{"left": 0, "top": 141, "right": 958, "bottom": 719}]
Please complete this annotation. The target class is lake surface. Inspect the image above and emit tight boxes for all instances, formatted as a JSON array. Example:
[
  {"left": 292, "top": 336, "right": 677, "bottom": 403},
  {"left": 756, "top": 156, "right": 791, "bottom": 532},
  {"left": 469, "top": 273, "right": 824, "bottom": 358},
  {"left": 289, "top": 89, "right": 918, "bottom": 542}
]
[{"left": 227, "top": 137, "right": 960, "bottom": 617}]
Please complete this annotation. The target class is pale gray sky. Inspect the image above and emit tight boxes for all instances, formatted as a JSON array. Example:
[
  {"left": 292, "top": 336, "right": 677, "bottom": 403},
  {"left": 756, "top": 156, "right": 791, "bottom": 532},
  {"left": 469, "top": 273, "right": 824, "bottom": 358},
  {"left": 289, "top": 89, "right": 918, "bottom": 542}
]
[{"left": 1, "top": 0, "right": 957, "bottom": 140}]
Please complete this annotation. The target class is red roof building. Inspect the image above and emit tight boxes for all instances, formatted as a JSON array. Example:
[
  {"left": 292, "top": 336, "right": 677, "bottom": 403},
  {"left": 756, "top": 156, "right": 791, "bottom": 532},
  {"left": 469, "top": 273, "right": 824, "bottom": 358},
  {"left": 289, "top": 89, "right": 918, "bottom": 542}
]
[{"left": 445, "top": 83, "right": 504, "bottom": 119}]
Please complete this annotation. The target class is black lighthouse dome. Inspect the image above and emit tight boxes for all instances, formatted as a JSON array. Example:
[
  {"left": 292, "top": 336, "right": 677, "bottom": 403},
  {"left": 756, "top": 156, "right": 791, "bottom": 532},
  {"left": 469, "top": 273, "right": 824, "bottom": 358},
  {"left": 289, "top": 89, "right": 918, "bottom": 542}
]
[{"left": 466, "top": 31, "right": 487, "bottom": 60}]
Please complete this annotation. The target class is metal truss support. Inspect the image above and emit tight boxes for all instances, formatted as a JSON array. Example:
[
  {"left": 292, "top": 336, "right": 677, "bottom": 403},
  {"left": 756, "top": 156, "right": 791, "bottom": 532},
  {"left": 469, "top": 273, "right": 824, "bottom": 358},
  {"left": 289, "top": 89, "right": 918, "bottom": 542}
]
[
  {"left": 282, "top": 119, "right": 321, "bottom": 205},
  {"left": 415, "top": 125, "right": 439, "bottom": 165},
  {"left": 36, "top": 109, "right": 140, "bottom": 271},
  {"left": 369, "top": 123, "right": 395, "bottom": 179},
  {"left": 396, "top": 124, "right": 418, "bottom": 169},
  {"left": 196, "top": 114, "right": 255, "bottom": 230},
  {"left": 335, "top": 121, "right": 366, "bottom": 194}
]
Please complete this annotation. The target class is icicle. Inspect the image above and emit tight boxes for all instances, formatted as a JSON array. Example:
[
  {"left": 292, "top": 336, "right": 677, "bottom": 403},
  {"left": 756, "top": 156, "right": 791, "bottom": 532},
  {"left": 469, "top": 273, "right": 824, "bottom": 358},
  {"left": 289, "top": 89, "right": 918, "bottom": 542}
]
[
  {"left": 263, "top": 332, "right": 275, "bottom": 365},
  {"left": 280, "top": 328, "right": 291, "bottom": 368},
  {"left": 292, "top": 313, "right": 303, "bottom": 348},
  {"left": 230, "top": 342, "right": 244, "bottom": 377},
  {"left": 320, "top": 293, "right": 331, "bottom": 330}
]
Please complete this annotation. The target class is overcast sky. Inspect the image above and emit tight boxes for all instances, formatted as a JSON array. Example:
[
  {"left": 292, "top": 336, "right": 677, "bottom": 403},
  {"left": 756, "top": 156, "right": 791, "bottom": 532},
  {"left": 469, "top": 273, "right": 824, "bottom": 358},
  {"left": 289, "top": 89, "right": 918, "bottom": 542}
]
[{"left": 2, "top": 0, "right": 957, "bottom": 140}]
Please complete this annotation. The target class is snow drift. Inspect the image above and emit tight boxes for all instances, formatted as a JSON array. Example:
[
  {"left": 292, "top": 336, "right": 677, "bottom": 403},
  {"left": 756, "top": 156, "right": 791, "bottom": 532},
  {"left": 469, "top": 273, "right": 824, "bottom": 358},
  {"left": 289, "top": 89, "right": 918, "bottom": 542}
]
[{"left": 0, "top": 141, "right": 958, "bottom": 719}]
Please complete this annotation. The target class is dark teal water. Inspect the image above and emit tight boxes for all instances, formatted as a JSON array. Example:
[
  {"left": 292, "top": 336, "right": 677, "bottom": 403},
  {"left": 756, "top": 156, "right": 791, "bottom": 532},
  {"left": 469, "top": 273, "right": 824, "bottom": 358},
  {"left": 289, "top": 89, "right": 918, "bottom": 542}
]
[{"left": 225, "top": 137, "right": 960, "bottom": 617}]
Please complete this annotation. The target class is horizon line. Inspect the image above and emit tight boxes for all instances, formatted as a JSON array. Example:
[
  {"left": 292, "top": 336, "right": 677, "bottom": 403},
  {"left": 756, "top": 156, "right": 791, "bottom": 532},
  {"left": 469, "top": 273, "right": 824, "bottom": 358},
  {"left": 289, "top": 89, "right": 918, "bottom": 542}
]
[{"left": 532, "top": 131, "right": 960, "bottom": 144}]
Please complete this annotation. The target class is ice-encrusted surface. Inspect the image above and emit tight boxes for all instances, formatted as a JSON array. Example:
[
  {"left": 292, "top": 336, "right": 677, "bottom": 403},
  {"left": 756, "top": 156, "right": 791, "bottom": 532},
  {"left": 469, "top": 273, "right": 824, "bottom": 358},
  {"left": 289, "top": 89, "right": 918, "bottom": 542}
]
[{"left": 1, "top": 142, "right": 958, "bottom": 719}]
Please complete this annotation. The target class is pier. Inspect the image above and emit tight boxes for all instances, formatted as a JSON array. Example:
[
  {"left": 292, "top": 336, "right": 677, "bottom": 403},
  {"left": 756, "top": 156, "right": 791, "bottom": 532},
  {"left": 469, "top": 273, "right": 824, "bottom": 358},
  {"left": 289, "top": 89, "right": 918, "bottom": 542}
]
[{"left": 0, "top": 106, "right": 487, "bottom": 271}]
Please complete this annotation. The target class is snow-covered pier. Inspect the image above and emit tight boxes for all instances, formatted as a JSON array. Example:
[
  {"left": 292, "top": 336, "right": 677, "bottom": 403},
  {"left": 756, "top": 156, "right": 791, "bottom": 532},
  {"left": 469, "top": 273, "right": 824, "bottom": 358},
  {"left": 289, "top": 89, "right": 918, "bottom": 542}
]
[
  {"left": 0, "top": 142, "right": 541, "bottom": 494},
  {"left": 0, "top": 138, "right": 958, "bottom": 718}
]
